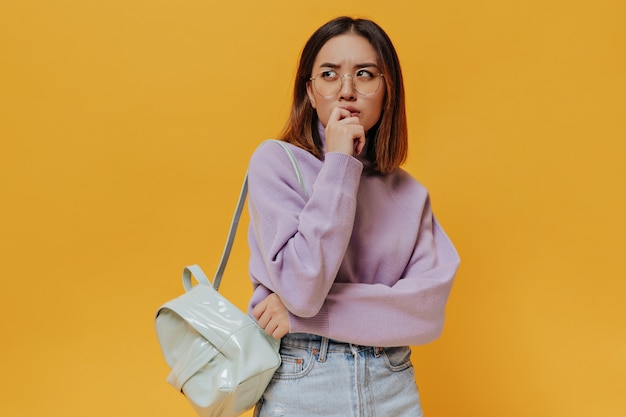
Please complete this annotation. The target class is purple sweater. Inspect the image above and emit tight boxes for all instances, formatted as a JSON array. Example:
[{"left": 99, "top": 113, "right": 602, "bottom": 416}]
[{"left": 246, "top": 137, "right": 460, "bottom": 347}]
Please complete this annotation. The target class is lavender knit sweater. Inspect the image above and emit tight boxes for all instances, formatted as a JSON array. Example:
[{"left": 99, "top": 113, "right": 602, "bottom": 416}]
[{"left": 246, "top": 137, "right": 460, "bottom": 347}]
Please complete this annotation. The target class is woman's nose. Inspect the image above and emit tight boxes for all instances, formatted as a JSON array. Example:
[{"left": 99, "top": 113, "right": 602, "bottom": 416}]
[{"left": 339, "top": 74, "right": 356, "bottom": 100}]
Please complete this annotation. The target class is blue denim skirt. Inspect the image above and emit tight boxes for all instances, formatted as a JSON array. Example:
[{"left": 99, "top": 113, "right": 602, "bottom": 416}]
[{"left": 254, "top": 333, "right": 424, "bottom": 417}]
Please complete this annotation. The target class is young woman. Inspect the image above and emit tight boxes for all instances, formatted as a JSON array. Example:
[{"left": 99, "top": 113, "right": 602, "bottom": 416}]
[{"left": 246, "top": 16, "right": 460, "bottom": 417}]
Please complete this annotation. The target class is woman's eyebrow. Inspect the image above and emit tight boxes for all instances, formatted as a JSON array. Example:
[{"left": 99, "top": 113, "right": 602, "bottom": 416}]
[
  {"left": 353, "top": 62, "right": 379, "bottom": 69},
  {"left": 318, "top": 62, "right": 340, "bottom": 69}
]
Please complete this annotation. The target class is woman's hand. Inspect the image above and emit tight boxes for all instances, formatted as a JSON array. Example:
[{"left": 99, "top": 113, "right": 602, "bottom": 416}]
[
  {"left": 325, "top": 107, "right": 366, "bottom": 156},
  {"left": 252, "top": 293, "right": 291, "bottom": 339}
]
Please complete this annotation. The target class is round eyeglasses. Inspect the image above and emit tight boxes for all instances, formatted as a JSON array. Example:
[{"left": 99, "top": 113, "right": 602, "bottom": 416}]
[{"left": 309, "top": 68, "right": 384, "bottom": 97}]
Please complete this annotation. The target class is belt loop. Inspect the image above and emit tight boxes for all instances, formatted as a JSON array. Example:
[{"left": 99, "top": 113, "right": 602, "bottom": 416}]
[
  {"left": 374, "top": 347, "right": 383, "bottom": 358},
  {"left": 318, "top": 337, "right": 329, "bottom": 362}
]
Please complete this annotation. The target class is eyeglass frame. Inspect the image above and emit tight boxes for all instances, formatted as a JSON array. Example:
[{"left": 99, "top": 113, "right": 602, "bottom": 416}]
[{"left": 309, "top": 68, "right": 385, "bottom": 98}]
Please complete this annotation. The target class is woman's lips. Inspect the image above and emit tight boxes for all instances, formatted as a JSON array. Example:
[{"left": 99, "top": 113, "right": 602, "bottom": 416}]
[{"left": 340, "top": 106, "right": 360, "bottom": 117}]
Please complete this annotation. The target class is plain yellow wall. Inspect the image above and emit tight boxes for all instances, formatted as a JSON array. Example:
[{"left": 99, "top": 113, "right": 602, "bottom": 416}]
[{"left": 1, "top": 1, "right": 624, "bottom": 416}]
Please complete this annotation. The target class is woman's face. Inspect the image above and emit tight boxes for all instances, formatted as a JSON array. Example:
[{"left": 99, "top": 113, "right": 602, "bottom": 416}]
[{"left": 306, "top": 33, "right": 385, "bottom": 133}]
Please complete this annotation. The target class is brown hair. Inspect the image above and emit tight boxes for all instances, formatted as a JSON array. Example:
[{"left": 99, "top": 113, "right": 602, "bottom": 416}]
[{"left": 279, "top": 16, "right": 408, "bottom": 174}]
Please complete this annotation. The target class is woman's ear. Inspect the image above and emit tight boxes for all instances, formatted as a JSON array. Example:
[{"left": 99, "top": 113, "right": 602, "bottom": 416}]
[{"left": 306, "top": 82, "right": 316, "bottom": 109}]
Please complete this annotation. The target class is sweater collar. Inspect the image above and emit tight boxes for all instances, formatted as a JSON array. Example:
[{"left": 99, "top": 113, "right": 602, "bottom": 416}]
[{"left": 317, "top": 120, "right": 327, "bottom": 152}]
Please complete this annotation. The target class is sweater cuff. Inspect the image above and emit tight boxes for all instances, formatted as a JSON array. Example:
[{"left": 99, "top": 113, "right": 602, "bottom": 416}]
[
  {"left": 288, "top": 307, "right": 330, "bottom": 337},
  {"left": 318, "top": 152, "right": 363, "bottom": 200}
]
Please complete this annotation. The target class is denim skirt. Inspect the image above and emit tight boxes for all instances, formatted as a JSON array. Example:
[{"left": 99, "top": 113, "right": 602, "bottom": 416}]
[{"left": 254, "top": 333, "right": 423, "bottom": 417}]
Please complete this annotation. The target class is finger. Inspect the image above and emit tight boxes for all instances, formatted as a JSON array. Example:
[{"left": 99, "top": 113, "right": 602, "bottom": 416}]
[
  {"left": 256, "top": 312, "right": 270, "bottom": 329},
  {"left": 252, "top": 301, "right": 266, "bottom": 320},
  {"left": 264, "top": 321, "right": 278, "bottom": 337},
  {"left": 329, "top": 106, "right": 345, "bottom": 121},
  {"left": 326, "top": 124, "right": 365, "bottom": 155},
  {"left": 354, "top": 133, "right": 366, "bottom": 155},
  {"left": 272, "top": 324, "right": 289, "bottom": 339},
  {"left": 329, "top": 106, "right": 355, "bottom": 122}
]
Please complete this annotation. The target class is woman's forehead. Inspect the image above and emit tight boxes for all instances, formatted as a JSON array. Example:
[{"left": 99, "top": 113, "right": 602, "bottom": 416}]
[{"left": 313, "top": 34, "right": 379, "bottom": 69}]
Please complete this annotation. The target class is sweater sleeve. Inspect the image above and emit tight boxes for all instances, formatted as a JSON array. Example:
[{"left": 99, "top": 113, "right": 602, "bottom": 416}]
[
  {"left": 289, "top": 196, "right": 460, "bottom": 347},
  {"left": 247, "top": 142, "right": 363, "bottom": 318}
]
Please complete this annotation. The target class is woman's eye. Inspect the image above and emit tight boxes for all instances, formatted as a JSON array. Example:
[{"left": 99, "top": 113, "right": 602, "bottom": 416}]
[
  {"left": 355, "top": 69, "right": 375, "bottom": 78},
  {"left": 321, "top": 70, "right": 338, "bottom": 80}
]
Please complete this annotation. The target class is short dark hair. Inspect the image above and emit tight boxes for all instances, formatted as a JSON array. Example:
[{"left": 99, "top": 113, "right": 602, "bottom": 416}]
[{"left": 279, "top": 16, "right": 408, "bottom": 174}]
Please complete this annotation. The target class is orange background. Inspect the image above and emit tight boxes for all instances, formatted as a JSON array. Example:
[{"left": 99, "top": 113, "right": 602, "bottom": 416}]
[{"left": 1, "top": 1, "right": 625, "bottom": 416}]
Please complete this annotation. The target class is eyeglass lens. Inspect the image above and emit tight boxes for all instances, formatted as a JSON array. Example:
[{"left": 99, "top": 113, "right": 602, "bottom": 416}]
[{"left": 313, "top": 69, "right": 382, "bottom": 97}]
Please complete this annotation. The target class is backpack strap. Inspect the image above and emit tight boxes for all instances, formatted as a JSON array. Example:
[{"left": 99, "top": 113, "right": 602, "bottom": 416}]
[{"left": 203, "top": 139, "right": 306, "bottom": 292}]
